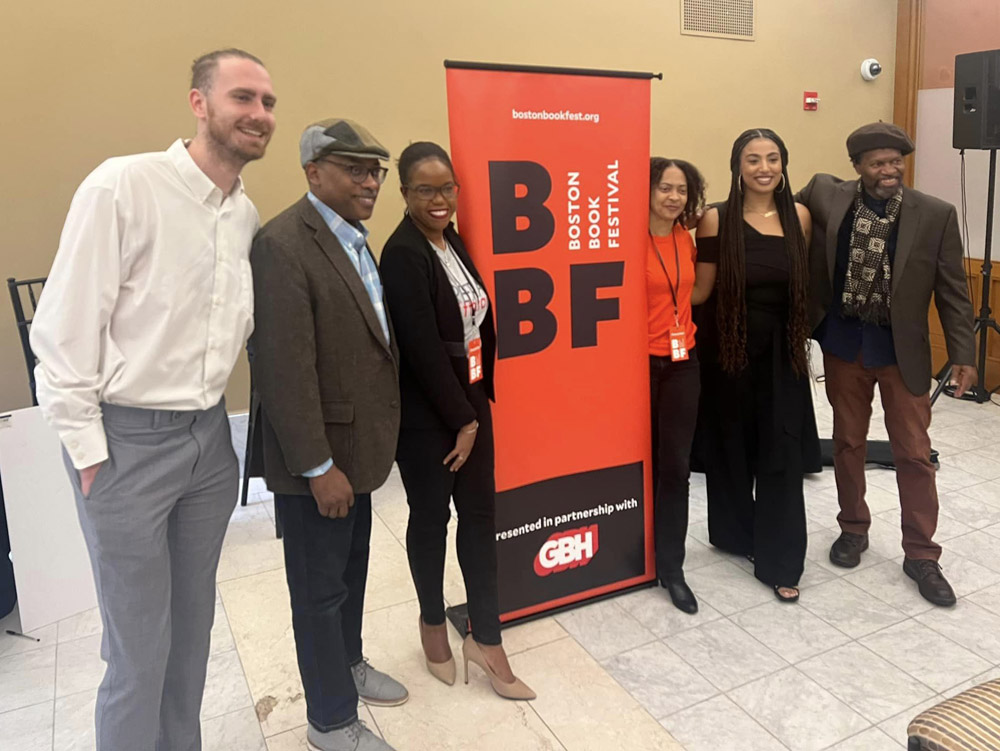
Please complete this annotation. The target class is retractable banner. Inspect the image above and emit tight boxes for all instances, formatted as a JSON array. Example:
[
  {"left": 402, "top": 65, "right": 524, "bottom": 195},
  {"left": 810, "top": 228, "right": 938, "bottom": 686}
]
[{"left": 445, "top": 61, "right": 656, "bottom": 621}]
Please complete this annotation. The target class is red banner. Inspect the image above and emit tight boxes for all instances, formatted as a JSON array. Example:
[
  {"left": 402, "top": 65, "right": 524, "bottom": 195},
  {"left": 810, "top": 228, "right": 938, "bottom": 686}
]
[{"left": 445, "top": 62, "right": 654, "bottom": 621}]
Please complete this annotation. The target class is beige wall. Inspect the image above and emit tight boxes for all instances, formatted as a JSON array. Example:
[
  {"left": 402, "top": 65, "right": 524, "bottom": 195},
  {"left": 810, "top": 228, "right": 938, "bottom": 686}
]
[{"left": 1, "top": 0, "right": 896, "bottom": 413}]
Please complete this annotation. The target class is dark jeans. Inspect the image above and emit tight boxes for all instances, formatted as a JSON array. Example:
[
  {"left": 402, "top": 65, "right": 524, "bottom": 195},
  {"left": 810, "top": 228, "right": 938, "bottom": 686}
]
[
  {"left": 273, "top": 492, "right": 372, "bottom": 732},
  {"left": 396, "top": 383, "right": 501, "bottom": 645},
  {"left": 650, "top": 351, "right": 701, "bottom": 580}
]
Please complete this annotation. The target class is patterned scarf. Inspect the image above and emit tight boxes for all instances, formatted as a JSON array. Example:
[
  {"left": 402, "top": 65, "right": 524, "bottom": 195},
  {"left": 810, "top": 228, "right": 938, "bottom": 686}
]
[{"left": 840, "top": 182, "right": 902, "bottom": 325}]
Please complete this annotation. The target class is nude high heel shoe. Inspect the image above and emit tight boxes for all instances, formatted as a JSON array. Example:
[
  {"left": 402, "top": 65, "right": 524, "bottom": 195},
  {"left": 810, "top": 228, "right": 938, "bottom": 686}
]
[
  {"left": 419, "top": 616, "right": 456, "bottom": 686},
  {"left": 461, "top": 634, "right": 535, "bottom": 700}
]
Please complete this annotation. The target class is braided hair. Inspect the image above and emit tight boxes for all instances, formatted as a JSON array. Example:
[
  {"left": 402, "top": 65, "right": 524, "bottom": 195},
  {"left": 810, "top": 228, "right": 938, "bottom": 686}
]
[{"left": 716, "top": 128, "right": 811, "bottom": 377}]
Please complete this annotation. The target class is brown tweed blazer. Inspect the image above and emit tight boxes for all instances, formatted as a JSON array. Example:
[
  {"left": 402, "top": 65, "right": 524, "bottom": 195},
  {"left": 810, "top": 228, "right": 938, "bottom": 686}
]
[{"left": 248, "top": 196, "right": 400, "bottom": 496}]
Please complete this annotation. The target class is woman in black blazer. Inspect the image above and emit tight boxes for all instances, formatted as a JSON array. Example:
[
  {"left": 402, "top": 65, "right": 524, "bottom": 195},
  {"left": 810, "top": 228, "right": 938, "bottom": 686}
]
[{"left": 379, "top": 142, "right": 533, "bottom": 701}]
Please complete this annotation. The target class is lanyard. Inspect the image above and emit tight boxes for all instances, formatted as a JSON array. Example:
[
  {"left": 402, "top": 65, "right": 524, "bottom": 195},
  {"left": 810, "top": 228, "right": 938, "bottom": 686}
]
[
  {"left": 435, "top": 240, "right": 483, "bottom": 314},
  {"left": 650, "top": 232, "right": 682, "bottom": 326}
]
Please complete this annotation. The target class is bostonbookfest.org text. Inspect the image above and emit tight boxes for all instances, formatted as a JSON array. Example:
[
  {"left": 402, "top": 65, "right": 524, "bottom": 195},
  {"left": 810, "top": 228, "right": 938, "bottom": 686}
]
[{"left": 511, "top": 108, "right": 600, "bottom": 124}]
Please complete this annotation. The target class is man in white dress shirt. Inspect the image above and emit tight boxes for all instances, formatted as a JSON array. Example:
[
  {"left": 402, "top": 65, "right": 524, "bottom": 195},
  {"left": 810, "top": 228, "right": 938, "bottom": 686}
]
[{"left": 29, "top": 48, "right": 276, "bottom": 751}]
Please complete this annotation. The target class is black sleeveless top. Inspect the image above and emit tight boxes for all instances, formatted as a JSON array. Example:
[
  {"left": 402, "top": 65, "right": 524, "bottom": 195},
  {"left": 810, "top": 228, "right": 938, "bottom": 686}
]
[
  {"left": 694, "top": 206, "right": 821, "bottom": 474},
  {"left": 694, "top": 206, "right": 794, "bottom": 364},
  {"left": 743, "top": 222, "right": 792, "bottom": 359}
]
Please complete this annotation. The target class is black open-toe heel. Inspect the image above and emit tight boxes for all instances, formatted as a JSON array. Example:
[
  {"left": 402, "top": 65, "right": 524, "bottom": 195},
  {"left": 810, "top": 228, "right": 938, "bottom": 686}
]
[{"left": 773, "top": 585, "right": 799, "bottom": 603}]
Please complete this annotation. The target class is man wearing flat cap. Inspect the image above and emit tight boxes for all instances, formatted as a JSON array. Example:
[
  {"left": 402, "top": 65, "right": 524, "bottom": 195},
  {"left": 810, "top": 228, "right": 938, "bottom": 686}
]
[
  {"left": 797, "top": 121, "right": 976, "bottom": 607},
  {"left": 249, "top": 118, "right": 405, "bottom": 751}
]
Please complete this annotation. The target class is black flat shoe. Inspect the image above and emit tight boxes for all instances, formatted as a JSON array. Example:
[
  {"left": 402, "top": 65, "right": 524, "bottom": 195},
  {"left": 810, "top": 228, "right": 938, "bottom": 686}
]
[
  {"left": 660, "top": 577, "right": 699, "bottom": 614},
  {"left": 773, "top": 585, "right": 799, "bottom": 603}
]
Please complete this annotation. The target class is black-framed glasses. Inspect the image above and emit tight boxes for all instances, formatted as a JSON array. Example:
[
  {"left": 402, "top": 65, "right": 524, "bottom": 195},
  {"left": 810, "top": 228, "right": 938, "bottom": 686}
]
[
  {"left": 318, "top": 158, "right": 389, "bottom": 185},
  {"left": 405, "top": 182, "right": 461, "bottom": 200}
]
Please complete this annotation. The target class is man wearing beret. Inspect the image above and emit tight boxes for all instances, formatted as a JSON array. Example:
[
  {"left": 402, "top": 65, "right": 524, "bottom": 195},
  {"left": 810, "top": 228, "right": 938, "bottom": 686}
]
[
  {"left": 796, "top": 122, "right": 976, "bottom": 607},
  {"left": 249, "top": 118, "right": 405, "bottom": 751}
]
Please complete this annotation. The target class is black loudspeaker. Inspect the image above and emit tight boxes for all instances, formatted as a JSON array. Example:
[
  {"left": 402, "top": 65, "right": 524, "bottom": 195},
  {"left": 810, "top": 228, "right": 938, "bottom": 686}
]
[{"left": 954, "top": 48, "right": 1000, "bottom": 150}]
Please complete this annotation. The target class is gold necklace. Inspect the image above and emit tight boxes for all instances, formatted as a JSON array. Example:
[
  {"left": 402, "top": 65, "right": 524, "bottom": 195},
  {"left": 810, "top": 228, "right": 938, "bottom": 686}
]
[{"left": 744, "top": 207, "right": 777, "bottom": 219}]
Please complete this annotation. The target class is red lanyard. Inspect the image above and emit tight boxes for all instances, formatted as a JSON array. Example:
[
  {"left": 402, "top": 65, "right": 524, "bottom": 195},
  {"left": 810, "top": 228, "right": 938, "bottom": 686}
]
[{"left": 650, "top": 232, "right": 681, "bottom": 326}]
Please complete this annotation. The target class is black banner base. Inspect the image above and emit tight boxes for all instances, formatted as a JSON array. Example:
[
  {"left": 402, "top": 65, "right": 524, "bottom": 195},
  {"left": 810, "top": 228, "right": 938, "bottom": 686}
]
[
  {"left": 444, "top": 604, "right": 470, "bottom": 638},
  {"left": 445, "top": 578, "right": 659, "bottom": 637},
  {"left": 818, "top": 438, "right": 939, "bottom": 469}
]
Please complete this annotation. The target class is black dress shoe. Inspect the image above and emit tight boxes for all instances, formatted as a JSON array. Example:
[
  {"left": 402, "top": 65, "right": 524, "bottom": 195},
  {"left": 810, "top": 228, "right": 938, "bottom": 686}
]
[
  {"left": 903, "top": 558, "right": 957, "bottom": 607},
  {"left": 829, "top": 532, "right": 869, "bottom": 568},
  {"left": 660, "top": 577, "right": 698, "bottom": 614}
]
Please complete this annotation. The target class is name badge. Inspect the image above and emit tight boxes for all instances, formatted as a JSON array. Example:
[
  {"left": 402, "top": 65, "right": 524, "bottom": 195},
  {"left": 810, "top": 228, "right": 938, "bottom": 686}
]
[
  {"left": 468, "top": 337, "right": 484, "bottom": 383},
  {"left": 669, "top": 327, "right": 689, "bottom": 362}
]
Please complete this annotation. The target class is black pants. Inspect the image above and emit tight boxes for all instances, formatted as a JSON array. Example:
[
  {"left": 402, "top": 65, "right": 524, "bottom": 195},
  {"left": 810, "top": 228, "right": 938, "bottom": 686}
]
[
  {"left": 396, "top": 384, "right": 501, "bottom": 645},
  {"left": 701, "top": 357, "right": 807, "bottom": 588},
  {"left": 273, "top": 492, "right": 371, "bottom": 731},
  {"left": 650, "top": 351, "right": 701, "bottom": 580}
]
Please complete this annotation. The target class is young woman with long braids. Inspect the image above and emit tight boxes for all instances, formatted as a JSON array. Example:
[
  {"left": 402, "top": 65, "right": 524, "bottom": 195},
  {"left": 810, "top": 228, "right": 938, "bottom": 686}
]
[
  {"left": 646, "top": 157, "right": 716, "bottom": 614},
  {"left": 695, "top": 129, "right": 821, "bottom": 602}
]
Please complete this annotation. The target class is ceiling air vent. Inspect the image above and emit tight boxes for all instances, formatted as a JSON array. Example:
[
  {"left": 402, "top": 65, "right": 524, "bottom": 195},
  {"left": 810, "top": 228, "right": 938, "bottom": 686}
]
[{"left": 681, "top": 0, "right": 755, "bottom": 41}]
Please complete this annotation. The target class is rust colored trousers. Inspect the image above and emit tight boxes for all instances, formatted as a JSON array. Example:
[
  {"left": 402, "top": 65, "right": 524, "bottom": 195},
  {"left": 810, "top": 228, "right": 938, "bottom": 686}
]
[{"left": 823, "top": 352, "right": 941, "bottom": 560}]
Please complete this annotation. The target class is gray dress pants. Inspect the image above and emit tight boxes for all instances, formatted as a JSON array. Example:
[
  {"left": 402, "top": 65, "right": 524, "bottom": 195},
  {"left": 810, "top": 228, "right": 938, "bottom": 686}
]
[{"left": 64, "top": 401, "right": 237, "bottom": 751}]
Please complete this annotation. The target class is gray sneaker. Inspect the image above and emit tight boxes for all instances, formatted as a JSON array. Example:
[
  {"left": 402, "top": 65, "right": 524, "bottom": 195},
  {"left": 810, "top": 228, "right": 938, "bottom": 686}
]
[
  {"left": 351, "top": 657, "right": 409, "bottom": 706},
  {"left": 306, "top": 720, "right": 394, "bottom": 751}
]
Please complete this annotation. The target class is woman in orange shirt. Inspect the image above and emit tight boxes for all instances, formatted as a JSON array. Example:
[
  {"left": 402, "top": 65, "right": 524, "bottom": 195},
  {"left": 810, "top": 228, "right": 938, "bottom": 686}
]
[{"left": 647, "top": 157, "right": 717, "bottom": 614}]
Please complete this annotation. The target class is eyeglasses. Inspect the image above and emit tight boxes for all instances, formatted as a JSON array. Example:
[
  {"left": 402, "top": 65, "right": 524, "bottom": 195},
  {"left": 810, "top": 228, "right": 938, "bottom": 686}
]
[
  {"left": 318, "top": 158, "right": 389, "bottom": 185},
  {"left": 405, "top": 183, "right": 461, "bottom": 200}
]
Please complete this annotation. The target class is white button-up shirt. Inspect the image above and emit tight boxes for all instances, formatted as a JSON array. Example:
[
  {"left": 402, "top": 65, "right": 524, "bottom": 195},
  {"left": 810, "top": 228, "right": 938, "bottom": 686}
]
[{"left": 30, "top": 139, "right": 259, "bottom": 469}]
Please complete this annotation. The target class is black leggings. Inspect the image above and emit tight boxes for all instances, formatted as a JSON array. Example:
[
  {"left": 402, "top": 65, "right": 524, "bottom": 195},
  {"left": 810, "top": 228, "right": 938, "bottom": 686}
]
[
  {"left": 396, "top": 385, "right": 501, "bottom": 645},
  {"left": 650, "top": 351, "right": 701, "bottom": 580}
]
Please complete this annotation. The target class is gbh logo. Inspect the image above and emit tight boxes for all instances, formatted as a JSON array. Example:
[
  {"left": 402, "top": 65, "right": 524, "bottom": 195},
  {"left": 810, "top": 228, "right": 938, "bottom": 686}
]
[{"left": 534, "top": 525, "right": 599, "bottom": 576}]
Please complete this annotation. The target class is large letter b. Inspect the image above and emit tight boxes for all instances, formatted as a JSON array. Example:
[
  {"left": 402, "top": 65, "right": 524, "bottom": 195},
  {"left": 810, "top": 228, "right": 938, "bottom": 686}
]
[
  {"left": 489, "top": 161, "right": 555, "bottom": 254},
  {"left": 495, "top": 269, "right": 557, "bottom": 359}
]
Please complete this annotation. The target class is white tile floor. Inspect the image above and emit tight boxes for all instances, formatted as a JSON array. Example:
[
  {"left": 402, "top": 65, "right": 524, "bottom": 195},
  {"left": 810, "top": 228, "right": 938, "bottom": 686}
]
[{"left": 2, "top": 377, "right": 1000, "bottom": 750}]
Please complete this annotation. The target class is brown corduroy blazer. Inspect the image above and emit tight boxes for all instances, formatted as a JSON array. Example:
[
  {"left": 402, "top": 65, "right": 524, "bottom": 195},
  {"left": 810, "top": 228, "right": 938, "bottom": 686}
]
[
  {"left": 248, "top": 196, "right": 400, "bottom": 496},
  {"left": 797, "top": 174, "right": 975, "bottom": 395}
]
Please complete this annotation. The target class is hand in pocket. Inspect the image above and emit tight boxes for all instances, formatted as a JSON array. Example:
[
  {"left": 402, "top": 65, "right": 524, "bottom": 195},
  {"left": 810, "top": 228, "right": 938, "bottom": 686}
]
[{"left": 80, "top": 462, "right": 104, "bottom": 497}]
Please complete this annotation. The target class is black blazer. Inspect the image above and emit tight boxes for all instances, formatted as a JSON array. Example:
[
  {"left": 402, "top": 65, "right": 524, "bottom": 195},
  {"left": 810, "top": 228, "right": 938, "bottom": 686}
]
[{"left": 380, "top": 214, "right": 496, "bottom": 432}]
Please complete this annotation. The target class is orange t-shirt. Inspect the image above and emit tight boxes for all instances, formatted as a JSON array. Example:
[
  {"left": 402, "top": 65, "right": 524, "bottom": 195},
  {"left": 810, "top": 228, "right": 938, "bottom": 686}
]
[{"left": 647, "top": 224, "right": 698, "bottom": 356}]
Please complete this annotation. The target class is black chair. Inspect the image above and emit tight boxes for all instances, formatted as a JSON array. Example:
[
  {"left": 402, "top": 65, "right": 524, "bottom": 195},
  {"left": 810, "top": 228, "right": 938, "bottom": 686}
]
[
  {"left": 239, "top": 353, "right": 260, "bottom": 508},
  {"left": 3, "top": 276, "right": 45, "bottom": 617},
  {"left": 7, "top": 277, "right": 46, "bottom": 406},
  {"left": 239, "top": 349, "right": 280, "bottom": 539}
]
